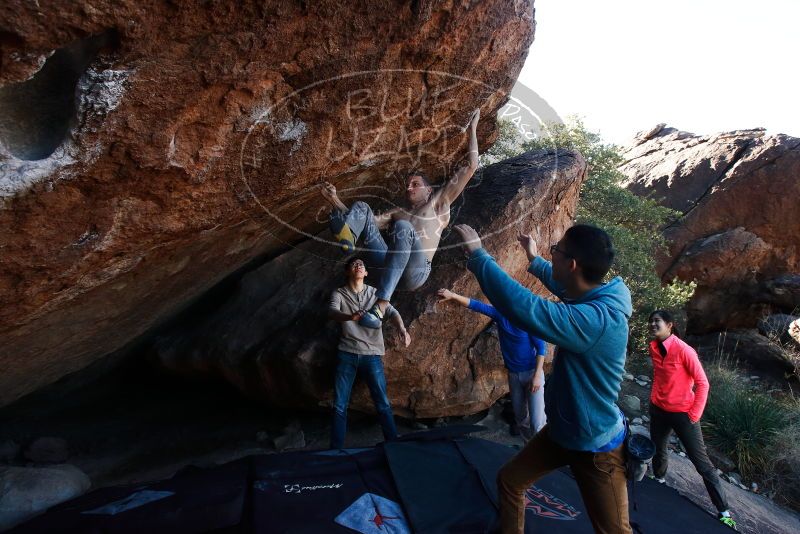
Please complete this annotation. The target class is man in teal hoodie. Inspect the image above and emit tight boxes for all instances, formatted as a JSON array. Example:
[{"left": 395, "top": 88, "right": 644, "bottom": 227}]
[{"left": 453, "top": 223, "right": 633, "bottom": 534}]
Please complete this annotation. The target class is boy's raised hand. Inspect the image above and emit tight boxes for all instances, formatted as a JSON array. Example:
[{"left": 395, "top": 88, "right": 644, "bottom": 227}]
[{"left": 397, "top": 328, "right": 412, "bottom": 348}]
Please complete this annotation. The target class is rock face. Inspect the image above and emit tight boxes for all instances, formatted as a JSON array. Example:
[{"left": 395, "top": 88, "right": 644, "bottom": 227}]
[
  {"left": 758, "top": 314, "right": 800, "bottom": 349},
  {"left": 0, "top": 464, "right": 91, "bottom": 531},
  {"left": 0, "top": 440, "right": 19, "bottom": 463},
  {"left": 23, "top": 437, "right": 70, "bottom": 464},
  {"left": 688, "top": 329, "right": 795, "bottom": 380},
  {"left": 791, "top": 318, "right": 800, "bottom": 346},
  {"left": 153, "top": 149, "right": 586, "bottom": 418},
  {"left": 0, "top": 1, "right": 537, "bottom": 407},
  {"left": 620, "top": 125, "right": 800, "bottom": 333},
  {"left": 661, "top": 450, "right": 800, "bottom": 534},
  {"left": 619, "top": 395, "right": 641, "bottom": 418}
]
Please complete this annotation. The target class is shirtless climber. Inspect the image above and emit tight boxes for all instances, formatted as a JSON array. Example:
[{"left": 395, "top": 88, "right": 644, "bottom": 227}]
[{"left": 320, "top": 107, "right": 481, "bottom": 328}]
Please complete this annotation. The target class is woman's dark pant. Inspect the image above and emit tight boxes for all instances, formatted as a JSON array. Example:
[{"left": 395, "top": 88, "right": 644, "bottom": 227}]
[
  {"left": 330, "top": 351, "right": 398, "bottom": 449},
  {"left": 649, "top": 403, "right": 729, "bottom": 512}
]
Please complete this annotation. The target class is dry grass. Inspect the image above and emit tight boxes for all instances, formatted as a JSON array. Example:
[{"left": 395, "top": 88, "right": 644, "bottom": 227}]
[
  {"left": 703, "top": 363, "right": 790, "bottom": 480},
  {"left": 702, "top": 354, "right": 800, "bottom": 511},
  {"left": 764, "top": 419, "right": 800, "bottom": 510},
  {"left": 764, "top": 330, "right": 800, "bottom": 384}
]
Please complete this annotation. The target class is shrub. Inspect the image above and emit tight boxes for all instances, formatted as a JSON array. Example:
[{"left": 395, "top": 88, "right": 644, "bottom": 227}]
[
  {"left": 764, "top": 421, "right": 800, "bottom": 509},
  {"left": 703, "top": 363, "right": 791, "bottom": 479}
]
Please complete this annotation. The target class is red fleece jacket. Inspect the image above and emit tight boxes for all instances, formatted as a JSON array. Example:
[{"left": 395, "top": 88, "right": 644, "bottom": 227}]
[{"left": 649, "top": 334, "right": 709, "bottom": 423}]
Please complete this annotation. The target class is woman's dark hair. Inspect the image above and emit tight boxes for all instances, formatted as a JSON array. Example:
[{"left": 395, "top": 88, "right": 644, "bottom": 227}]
[
  {"left": 648, "top": 309, "right": 681, "bottom": 338},
  {"left": 561, "top": 224, "right": 615, "bottom": 284}
]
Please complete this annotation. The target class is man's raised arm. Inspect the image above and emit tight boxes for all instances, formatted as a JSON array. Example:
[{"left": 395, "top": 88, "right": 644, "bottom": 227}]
[
  {"left": 321, "top": 181, "right": 398, "bottom": 231},
  {"left": 437, "top": 108, "right": 480, "bottom": 206},
  {"left": 517, "top": 232, "right": 567, "bottom": 298},
  {"left": 320, "top": 182, "right": 348, "bottom": 212},
  {"left": 452, "top": 224, "right": 603, "bottom": 353}
]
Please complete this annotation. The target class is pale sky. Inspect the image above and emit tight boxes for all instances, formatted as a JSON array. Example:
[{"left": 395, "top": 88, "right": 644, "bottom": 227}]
[{"left": 517, "top": 0, "right": 799, "bottom": 145}]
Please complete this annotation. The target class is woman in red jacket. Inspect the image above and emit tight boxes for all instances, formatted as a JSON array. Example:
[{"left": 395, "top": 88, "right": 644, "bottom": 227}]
[{"left": 648, "top": 310, "right": 736, "bottom": 530}]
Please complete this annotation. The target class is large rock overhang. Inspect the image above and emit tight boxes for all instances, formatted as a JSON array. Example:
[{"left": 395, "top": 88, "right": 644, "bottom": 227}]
[{"left": 0, "top": 1, "right": 537, "bottom": 406}]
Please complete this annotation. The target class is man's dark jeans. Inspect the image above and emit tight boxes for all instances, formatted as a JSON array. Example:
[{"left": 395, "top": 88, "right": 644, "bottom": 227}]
[
  {"left": 330, "top": 350, "right": 398, "bottom": 449},
  {"left": 649, "top": 403, "right": 729, "bottom": 512}
]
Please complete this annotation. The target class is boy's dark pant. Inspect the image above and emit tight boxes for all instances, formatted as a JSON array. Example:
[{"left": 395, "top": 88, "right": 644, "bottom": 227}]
[
  {"left": 497, "top": 425, "right": 632, "bottom": 534},
  {"left": 330, "top": 351, "right": 397, "bottom": 449},
  {"left": 649, "top": 403, "right": 728, "bottom": 513}
]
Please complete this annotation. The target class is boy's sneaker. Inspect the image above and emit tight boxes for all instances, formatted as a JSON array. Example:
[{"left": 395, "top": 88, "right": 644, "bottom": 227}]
[
  {"left": 358, "top": 304, "right": 384, "bottom": 329},
  {"left": 718, "top": 514, "right": 737, "bottom": 530}
]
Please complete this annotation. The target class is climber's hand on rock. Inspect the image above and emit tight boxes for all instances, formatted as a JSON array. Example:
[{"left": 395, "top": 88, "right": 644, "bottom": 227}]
[
  {"left": 461, "top": 108, "right": 480, "bottom": 133},
  {"left": 469, "top": 108, "right": 480, "bottom": 132},
  {"left": 321, "top": 181, "right": 337, "bottom": 201},
  {"left": 436, "top": 288, "right": 455, "bottom": 302}
]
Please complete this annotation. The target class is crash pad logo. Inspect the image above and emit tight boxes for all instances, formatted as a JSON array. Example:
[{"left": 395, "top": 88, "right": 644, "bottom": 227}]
[
  {"left": 253, "top": 480, "right": 344, "bottom": 494},
  {"left": 283, "top": 482, "right": 344, "bottom": 494},
  {"left": 334, "top": 492, "right": 410, "bottom": 533},
  {"left": 524, "top": 486, "right": 580, "bottom": 520}
]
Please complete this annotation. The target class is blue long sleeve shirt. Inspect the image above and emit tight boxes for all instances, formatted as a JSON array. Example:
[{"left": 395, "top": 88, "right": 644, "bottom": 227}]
[
  {"left": 467, "top": 299, "right": 545, "bottom": 373},
  {"left": 467, "top": 249, "right": 632, "bottom": 452}
]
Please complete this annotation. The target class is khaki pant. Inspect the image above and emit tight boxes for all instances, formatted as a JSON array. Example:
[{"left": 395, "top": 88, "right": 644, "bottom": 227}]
[{"left": 497, "top": 425, "right": 632, "bottom": 534}]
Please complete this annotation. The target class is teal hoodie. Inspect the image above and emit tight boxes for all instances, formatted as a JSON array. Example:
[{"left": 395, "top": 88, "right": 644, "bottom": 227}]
[{"left": 467, "top": 249, "right": 632, "bottom": 451}]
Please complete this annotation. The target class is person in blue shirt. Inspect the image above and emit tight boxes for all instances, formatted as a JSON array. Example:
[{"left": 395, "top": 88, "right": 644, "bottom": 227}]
[
  {"left": 436, "top": 287, "right": 547, "bottom": 440},
  {"left": 452, "top": 223, "right": 633, "bottom": 534}
]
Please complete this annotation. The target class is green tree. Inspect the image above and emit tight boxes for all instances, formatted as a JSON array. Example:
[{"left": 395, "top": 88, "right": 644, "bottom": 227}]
[{"left": 484, "top": 117, "right": 694, "bottom": 350}]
